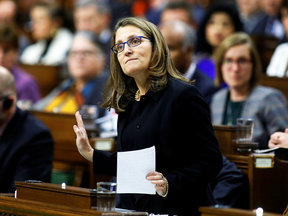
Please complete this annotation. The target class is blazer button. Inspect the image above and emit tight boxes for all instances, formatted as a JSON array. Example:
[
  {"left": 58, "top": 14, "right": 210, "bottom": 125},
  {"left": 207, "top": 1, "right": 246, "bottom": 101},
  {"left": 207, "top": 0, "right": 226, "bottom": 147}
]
[{"left": 136, "top": 123, "right": 141, "bottom": 129}]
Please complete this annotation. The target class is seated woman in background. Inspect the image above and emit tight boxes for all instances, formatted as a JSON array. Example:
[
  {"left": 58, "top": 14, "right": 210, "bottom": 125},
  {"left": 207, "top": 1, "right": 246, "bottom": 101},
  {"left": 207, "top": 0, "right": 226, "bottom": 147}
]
[
  {"left": 211, "top": 32, "right": 288, "bottom": 149},
  {"left": 0, "top": 24, "right": 40, "bottom": 105},
  {"left": 195, "top": 3, "right": 243, "bottom": 80},
  {"left": 266, "top": 0, "right": 288, "bottom": 77},
  {"left": 32, "top": 31, "right": 109, "bottom": 118},
  {"left": 19, "top": 2, "right": 73, "bottom": 65}
]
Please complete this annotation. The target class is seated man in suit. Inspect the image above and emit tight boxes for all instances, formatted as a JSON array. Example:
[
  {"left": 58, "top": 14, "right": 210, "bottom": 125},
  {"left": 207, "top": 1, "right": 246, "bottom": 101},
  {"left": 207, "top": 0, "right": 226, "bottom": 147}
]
[
  {"left": 159, "top": 20, "right": 219, "bottom": 105},
  {"left": 0, "top": 66, "right": 53, "bottom": 193},
  {"left": 32, "top": 31, "right": 109, "bottom": 118}
]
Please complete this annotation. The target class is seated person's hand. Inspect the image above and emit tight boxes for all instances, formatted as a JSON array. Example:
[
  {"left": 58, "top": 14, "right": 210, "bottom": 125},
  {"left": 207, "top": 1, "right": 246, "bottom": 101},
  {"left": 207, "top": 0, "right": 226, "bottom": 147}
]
[
  {"left": 268, "top": 128, "right": 288, "bottom": 149},
  {"left": 146, "top": 171, "right": 168, "bottom": 197},
  {"left": 73, "top": 111, "right": 94, "bottom": 162}
]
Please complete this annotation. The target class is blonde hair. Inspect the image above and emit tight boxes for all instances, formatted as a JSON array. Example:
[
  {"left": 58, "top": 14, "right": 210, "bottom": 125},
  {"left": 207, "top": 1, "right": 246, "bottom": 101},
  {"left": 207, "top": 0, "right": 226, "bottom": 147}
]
[
  {"left": 102, "top": 17, "right": 188, "bottom": 113},
  {"left": 214, "top": 32, "right": 262, "bottom": 88}
]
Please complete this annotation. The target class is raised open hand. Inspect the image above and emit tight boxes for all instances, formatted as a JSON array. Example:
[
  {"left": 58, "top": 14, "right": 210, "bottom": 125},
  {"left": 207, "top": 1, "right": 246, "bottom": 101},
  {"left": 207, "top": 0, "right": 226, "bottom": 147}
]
[{"left": 73, "top": 111, "right": 94, "bottom": 162}]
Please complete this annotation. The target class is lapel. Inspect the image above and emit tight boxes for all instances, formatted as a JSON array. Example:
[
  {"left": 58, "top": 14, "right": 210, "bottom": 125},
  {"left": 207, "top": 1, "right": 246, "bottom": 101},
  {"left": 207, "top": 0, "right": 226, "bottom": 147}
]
[
  {"left": 213, "top": 89, "right": 229, "bottom": 125},
  {"left": 241, "top": 86, "right": 258, "bottom": 118},
  {"left": 117, "top": 102, "right": 133, "bottom": 151},
  {"left": 0, "top": 108, "right": 22, "bottom": 160}
]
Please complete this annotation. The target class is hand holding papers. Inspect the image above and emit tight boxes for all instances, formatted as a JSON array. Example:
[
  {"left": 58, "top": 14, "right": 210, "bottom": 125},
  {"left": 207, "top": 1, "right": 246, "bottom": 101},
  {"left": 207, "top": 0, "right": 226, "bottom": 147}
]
[{"left": 117, "top": 146, "right": 156, "bottom": 194}]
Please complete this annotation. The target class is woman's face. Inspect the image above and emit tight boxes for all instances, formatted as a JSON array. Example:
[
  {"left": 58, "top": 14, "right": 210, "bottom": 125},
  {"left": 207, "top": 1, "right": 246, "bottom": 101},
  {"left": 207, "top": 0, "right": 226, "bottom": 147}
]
[
  {"left": 115, "top": 25, "right": 152, "bottom": 81},
  {"left": 205, "top": 12, "right": 235, "bottom": 49},
  {"left": 221, "top": 44, "right": 253, "bottom": 90},
  {"left": 30, "top": 6, "right": 58, "bottom": 40},
  {"left": 68, "top": 35, "right": 104, "bottom": 82}
]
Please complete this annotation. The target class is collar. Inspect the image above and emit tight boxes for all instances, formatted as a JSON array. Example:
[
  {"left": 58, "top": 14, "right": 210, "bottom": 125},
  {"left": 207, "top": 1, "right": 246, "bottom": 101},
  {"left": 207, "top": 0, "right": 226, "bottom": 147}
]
[
  {"left": 144, "top": 78, "right": 170, "bottom": 102},
  {"left": 183, "top": 61, "right": 196, "bottom": 80},
  {"left": 99, "top": 28, "right": 112, "bottom": 43}
]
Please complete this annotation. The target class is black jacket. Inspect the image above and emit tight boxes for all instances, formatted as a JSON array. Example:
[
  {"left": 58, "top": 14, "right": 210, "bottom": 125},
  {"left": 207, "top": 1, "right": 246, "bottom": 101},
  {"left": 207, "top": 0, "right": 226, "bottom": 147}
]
[
  {"left": 0, "top": 108, "right": 54, "bottom": 193},
  {"left": 93, "top": 77, "right": 223, "bottom": 215}
]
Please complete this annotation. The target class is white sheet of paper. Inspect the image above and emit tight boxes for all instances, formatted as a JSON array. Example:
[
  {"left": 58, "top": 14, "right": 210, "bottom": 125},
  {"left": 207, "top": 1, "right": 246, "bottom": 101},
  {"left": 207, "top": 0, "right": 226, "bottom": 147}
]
[{"left": 117, "top": 146, "right": 156, "bottom": 194}]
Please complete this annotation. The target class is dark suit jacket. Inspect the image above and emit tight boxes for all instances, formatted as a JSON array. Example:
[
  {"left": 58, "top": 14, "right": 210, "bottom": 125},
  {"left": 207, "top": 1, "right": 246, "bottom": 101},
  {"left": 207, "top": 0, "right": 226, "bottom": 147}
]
[
  {"left": 93, "top": 77, "right": 223, "bottom": 215},
  {"left": 209, "top": 156, "right": 249, "bottom": 209},
  {"left": 85, "top": 72, "right": 109, "bottom": 118},
  {"left": 192, "top": 66, "right": 220, "bottom": 106},
  {"left": 250, "top": 14, "right": 283, "bottom": 40},
  {"left": 0, "top": 108, "right": 54, "bottom": 193}
]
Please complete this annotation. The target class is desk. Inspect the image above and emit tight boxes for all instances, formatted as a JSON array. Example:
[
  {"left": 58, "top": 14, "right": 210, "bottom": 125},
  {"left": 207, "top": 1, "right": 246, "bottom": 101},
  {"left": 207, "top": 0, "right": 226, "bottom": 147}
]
[
  {"left": 248, "top": 154, "right": 288, "bottom": 213},
  {"left": 0, "top": 195, "right": 101, "bottom": 216},
  {"left": 29, "top": 110, "right": 115, "bottom": 188},
  {"left": 213, "top": 125, "right": 250, "bottom": 175},
  {"left": 15, "top": 181, "right": 97, "bottom": 209},
  {"left": 213, "top": 125, "right": 288, "bottom": 213}
]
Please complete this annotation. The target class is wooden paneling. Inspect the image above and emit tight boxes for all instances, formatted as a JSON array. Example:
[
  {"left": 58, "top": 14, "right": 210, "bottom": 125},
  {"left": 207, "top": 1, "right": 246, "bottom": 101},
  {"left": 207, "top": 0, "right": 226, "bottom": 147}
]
[
  {"left": 0, "top": 194, "right": 101, "bottom": 216},
  {"left": 19, "top": 64, "right": 63, "bottom": 98},
  {"left": 213, "top": 125, "right": 237, "bottom": 156},
  {"left": 248, "top": 155, "right": 288, "bottom": 213},
  {"left": 15, "top": 181, "right": 97, "bottom": 210},
  {"left": 29, "top": 110, "right": 114, "bottom": 188},
  {"left": 259, "top": 76, "right": 288, "bottom": 101},
  {"left": 251, "top": 36, "right": 278, "bottom": 72}
]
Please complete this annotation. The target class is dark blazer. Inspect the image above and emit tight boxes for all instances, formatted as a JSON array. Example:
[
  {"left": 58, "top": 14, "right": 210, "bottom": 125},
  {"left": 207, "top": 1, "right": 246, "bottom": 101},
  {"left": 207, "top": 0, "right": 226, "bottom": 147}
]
[
  {"left": 209, "top": 156, "right": 249, "bottom": 209},
  {"left": 250, "top": 14, "right": 284, "bottom": 40},
  {"left": 0, "top": 108, "right": 54, "bottom": 193},
  {"left": 93, "top": 77, "right": 223, "bottom": 215},
  {"left": 85, "top": 72, "right": 109, "bottom": 118},
  {"left": 192, "top": 66, "right": 220, "bottom": 106}
]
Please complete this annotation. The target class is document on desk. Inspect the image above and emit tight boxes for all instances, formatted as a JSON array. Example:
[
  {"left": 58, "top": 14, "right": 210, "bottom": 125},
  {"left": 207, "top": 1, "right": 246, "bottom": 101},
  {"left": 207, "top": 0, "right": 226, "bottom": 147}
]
[{"left": 117, "top": 146, "right": 156, "bottom": 194}]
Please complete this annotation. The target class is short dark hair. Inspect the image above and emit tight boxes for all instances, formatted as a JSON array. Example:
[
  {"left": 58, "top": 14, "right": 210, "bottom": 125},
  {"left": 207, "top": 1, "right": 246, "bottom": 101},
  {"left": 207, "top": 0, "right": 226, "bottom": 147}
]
[
  {"left": 31, "top": 2, "right": 63, "bottom": 21},
  {"left": 74, "top": 0, "right": 111, "bottom": 15},
  {"left": 0, "top": 24, "right": 19, "bottom": 50},
  {"left": 282, "top": 0, "right": 288, "bottom": 9},
  {"left": 164, "top": 1, "right": 194, "bottom": 22},
  {"left": 195, "top": 3, "right": 243, "bottom": 55},
  {"left": 280, "top": 0, "right": 288, "bottom": 20},
  {"left": 73, "top": 31, "right": 105, "bottom": 56}
]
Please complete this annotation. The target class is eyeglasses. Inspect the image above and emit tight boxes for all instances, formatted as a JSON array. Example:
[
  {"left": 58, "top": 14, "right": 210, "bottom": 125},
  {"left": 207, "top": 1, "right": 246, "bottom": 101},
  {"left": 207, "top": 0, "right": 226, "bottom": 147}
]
[
  {"left": 111, "top": 36, "right": 151, "bottom": 54},
  {"left": 222, "top": 58, "right": 252, "bottom": 67},
  {"left": 68, "top": 50, "right": 97, "bottom": 58}
]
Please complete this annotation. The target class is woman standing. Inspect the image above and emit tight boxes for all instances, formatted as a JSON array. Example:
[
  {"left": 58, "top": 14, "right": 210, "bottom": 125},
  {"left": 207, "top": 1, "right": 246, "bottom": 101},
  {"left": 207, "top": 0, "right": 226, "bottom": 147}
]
[
  {"left": 74, "top": 17, "right": 222, "bottom": 215},
  {"left": 211, "top": 32, "right": 288, "bottom": 149}
]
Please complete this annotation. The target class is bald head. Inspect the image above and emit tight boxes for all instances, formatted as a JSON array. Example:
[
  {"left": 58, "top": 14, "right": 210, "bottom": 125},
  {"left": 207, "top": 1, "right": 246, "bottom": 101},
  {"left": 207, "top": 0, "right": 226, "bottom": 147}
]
[
  {"left": 159, "top": 21, "right": 196, "bottom": 74},
  {"left": 0, "top": 66, "right": 16, "bottom": 97},
  {"left": 0, "top": 0, "right": 17, "bottom": 24}
]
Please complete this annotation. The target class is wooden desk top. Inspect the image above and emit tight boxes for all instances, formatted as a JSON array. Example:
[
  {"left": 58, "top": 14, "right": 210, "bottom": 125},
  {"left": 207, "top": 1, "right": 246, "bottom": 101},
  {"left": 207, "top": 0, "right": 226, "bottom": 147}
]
[
  {"left": 16, "top": 181, "right": 95, "bottom": 196},
  {"left": 15, "top": 181, "right": 97, "bottom": 210},
  {"left": 0, "top": 195, "right": 101, "bottom": 216}
]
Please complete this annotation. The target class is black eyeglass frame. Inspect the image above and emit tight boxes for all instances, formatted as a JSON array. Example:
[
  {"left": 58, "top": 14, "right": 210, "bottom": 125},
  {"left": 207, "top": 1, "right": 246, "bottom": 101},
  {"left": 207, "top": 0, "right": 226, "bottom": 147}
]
[{"left": 111, "top": 36, "right": 151, "bottom": 54}]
